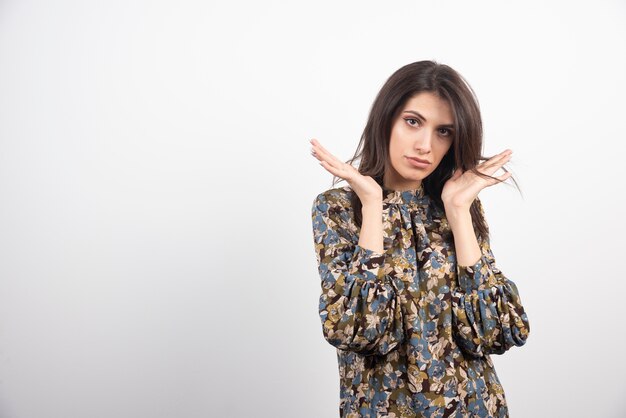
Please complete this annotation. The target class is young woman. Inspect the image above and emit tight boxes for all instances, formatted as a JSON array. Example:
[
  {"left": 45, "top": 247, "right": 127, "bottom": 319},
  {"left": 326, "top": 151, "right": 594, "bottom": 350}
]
[{"left": 310, "top": 60, "right": 530, "bottom": 418}]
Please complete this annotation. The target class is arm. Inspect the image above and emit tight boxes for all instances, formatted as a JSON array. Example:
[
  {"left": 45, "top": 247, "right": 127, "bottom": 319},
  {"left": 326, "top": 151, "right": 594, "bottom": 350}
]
[
  {"left": 311, "top": 192, "right": 404, "bottom": 356},
  {"left": 447, "top": 197, "right": 530, "bottom": 357}
]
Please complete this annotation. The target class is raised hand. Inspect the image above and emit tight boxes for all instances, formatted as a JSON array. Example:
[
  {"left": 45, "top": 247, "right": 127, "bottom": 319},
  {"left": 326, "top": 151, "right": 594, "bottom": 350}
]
[
  {"left": 442, "top": 149, "right": 513, "bottom": 209},
  {"left": 310, "top": 138, "right": 383, "bottom": 205}
]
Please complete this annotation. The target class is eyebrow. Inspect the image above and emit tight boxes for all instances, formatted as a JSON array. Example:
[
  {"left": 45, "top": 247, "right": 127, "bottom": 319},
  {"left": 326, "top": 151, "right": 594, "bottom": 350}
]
[{"left": 403, "top": 110, "right": 455, "bottom": 129}]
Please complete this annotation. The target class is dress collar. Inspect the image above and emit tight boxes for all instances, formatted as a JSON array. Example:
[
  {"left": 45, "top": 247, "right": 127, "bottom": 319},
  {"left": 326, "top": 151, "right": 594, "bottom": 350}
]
[{"left": 382, "top": 182, "right": 428, "bottom": 205}]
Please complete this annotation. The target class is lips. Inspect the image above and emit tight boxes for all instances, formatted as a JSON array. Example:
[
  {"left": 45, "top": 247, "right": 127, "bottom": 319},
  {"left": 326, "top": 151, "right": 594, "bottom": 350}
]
[{"left": 406, "top": 156, "right": 430, "bottom": 164}]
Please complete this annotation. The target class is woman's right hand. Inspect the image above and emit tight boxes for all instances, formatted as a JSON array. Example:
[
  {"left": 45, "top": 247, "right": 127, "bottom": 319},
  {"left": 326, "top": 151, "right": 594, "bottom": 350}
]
[{"left": 310, "top": 138, "right": 382, "bottom": 205}]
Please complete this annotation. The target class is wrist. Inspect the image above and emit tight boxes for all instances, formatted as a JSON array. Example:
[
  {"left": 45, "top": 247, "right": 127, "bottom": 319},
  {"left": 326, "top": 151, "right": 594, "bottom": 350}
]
[
  {"left": 444, "top": 204, "right": 472, "bottom": 231},
  {"left": 444, "top": 203, "right": 471, "bottom": 218},
  {"left": 362, "top": 201, "right": 383, "bottom": 212}
]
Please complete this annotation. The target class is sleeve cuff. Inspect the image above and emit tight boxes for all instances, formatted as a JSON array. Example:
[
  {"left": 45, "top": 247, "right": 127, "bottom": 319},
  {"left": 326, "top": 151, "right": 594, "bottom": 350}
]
[
  {"left": 456, "top": 254, "right": 490, "bottom": 292},
  {"left": 348, "top": 244, "right": 386, "bottom": 281}
]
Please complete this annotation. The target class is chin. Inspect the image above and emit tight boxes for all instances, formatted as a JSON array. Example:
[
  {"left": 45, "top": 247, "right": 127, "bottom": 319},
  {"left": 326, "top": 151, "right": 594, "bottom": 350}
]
[{"left": 402, "top": 170, "right": 428, "bottom": 181}]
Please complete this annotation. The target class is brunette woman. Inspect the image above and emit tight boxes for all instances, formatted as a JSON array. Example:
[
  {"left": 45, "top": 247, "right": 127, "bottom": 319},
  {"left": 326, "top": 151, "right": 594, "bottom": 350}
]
[{"left": 310, "top": 60, "right": 530, "bottom": 418}]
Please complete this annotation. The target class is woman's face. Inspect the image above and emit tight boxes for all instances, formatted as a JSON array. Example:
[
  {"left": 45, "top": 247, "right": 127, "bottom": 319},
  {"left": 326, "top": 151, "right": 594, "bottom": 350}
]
[{"left": 384, "top": 91, "right": 455, "bottom": 191}]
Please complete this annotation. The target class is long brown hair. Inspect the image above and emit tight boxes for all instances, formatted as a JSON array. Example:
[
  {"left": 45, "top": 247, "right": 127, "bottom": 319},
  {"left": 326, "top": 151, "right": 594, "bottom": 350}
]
[{"left": 329, "top": 60, "right": 520, "bottom": 241}]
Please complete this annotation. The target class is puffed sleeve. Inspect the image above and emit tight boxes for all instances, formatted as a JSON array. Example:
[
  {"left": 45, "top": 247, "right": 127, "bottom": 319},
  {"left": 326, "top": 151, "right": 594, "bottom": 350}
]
[
  {"left": 311, "top": 191, "right": 404, "bottom": 356},
  {"left": 451, "top": 198, "right": 530, "bottom": 358}
]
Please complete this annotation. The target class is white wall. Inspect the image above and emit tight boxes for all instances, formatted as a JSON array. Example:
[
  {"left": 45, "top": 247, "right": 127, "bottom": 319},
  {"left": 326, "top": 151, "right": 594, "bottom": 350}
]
[{"left": 0, "top": 0, "right": 624, "bottom": 417}]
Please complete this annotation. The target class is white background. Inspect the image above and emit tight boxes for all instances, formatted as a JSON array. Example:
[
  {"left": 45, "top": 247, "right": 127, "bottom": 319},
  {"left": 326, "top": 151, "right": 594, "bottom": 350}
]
[{"left": 1, "top": 1, "right": 625, "bottom": 417}]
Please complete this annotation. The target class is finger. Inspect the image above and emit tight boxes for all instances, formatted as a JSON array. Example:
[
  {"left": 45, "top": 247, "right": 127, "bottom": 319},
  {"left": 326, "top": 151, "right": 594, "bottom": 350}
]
[
  {"left": 483, "top": 168, "right": 512, "bottom": 187},
  {"left": 478, "top": 153, "right": 512, "bottom": 176},
  {"left": 318, "top": 159, "right": 346, "bottom": 179},
  {"left": 480, "top": 149, "right": 511, "bottom": 165},
  {"left": 311, "top": 141, "right": 343, "bottom": 166},
  {"left": 310, "top": 145, "right": 328, "bottom": 162},
  {"left": 493, "top": 171, "right": 512, "bottom": 183},
  {"left": 311, "top": 139, "right": 334, "bottom": 158},
  {"left": 479, "top": 150, "right": 512, "bottom": 170},
  {"left": 311, "top": 142, "right": 346, "bottom": 175},
  {"left": 311, "top": 139, "right": 332, "bottom": 161},
  {"left": 310, "top": 147, "right": 322, "bottom": 161}
]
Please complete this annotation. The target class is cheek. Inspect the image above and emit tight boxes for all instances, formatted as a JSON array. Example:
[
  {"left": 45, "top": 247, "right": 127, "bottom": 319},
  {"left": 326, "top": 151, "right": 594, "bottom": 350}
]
[
  {"left": 388, "top": 134, "right": 404, "bottom": 163},
  {"left": 390, "top": 149, "right": 403, "bottom": 170},
  {"left": 435, "top": 142, "right": 453, "bottom": 162}
]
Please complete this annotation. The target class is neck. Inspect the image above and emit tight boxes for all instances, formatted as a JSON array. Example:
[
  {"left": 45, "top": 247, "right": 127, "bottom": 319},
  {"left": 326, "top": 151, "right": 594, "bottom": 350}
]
[
  {"left": 383, "top": 165, "right": 424, "bottom": 191},
  {"left": 383, "top": 179, "right": 423, "bottom": 192}
]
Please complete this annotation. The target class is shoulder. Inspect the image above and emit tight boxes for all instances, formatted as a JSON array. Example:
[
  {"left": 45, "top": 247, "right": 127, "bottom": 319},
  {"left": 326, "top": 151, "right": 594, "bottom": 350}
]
[
  {"left": 311, "top": 185, "right": 355, "bottom": 214},
  {"left": 311, "top": 185, "right": 360, "bottom": 236}
]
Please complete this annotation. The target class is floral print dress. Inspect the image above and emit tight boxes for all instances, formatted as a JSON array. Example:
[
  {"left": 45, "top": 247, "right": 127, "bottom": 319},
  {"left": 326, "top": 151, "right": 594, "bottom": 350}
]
[{"left": 311, "top": 183, "right": 530, "bottom": 418}]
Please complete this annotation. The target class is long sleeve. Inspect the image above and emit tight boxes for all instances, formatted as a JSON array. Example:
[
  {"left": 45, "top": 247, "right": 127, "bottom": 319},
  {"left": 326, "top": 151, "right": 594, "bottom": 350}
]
[
  {"left": 311, "top": 192, "right": 404, "bottom": 356},
  {"left": 450, "top": 198, "right": 530, "bottom": 358}
]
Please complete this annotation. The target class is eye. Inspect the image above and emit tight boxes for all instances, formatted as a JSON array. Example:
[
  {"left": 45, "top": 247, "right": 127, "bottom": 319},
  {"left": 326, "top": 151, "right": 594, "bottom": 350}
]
[
  {"left": 405, "top": 118, "right": 420, "bottom": 127},
  {"left": 439, "top": 128, "right": 452, "bottom": 137}
]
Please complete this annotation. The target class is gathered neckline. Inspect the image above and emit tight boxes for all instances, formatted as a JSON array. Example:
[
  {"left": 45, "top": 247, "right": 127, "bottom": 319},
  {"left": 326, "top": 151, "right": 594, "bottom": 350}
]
[
  {"left": 341, "top": 183, "right": 428, "bottom": 206},
  {"left": 382, "top": 182, "right": 427, "bottom": 205}
]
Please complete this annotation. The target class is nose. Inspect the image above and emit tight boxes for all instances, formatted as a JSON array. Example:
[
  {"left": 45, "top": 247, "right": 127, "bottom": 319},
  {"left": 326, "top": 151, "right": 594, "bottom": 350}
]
[{"left": 414, "top": 130, "right": 433, "bottom": 154}]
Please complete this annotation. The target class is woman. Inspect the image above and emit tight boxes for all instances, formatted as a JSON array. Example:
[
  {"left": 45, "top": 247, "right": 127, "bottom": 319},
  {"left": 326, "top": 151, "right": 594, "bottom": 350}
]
[{"left": 309, "top": 60, "right": 530, "bottom": 418}]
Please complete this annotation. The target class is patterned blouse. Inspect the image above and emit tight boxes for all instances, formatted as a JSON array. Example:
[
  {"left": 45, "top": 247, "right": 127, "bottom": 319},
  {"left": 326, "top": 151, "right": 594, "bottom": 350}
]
[{"left": 311, "top": 183, "right": 530, "bottom": 418}]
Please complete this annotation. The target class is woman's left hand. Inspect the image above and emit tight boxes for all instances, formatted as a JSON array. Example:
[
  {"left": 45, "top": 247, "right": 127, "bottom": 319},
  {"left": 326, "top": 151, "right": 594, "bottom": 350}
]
[{"left": 441, "top": 149, "right": 513, "bottom": 210}]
